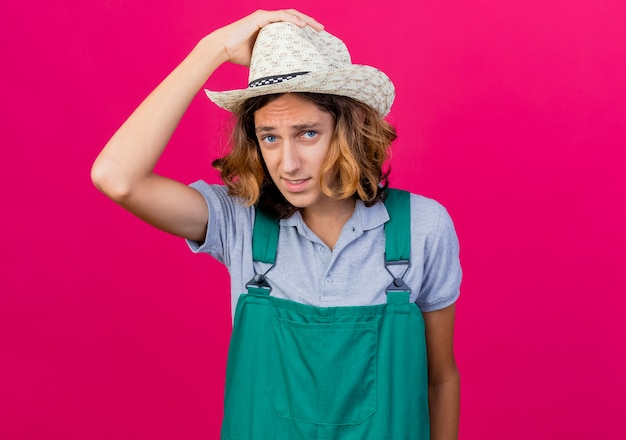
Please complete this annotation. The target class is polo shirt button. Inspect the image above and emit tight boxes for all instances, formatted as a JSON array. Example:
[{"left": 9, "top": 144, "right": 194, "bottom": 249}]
[
  {"left": 318, "top": 246, "right": 325, "bottom": 253},
  {"left": 325, "top": 277, "right": 333, "bottom": 284}
]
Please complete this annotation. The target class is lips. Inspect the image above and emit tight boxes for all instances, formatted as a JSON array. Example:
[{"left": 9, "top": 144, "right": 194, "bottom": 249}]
[{"left": 282, "top": 177, "right": 310, "bottom": 192}]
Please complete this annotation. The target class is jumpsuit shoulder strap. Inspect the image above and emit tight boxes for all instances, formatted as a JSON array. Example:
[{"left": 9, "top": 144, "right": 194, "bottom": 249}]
[
  {"left": 246, "top": 207, "right": 279, "bottom": 295},
  {"left": 383, "top": 188, "right": 411, "bottom": 262},
  {"left": 383, "top": 189, "right": 412, "bottom": 302},
  {"left": 252, "top": 207, "right": 280, "bottom": 264}
]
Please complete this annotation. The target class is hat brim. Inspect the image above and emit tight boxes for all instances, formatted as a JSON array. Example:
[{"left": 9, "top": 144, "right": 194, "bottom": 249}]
[{"left": 205, "top": 65, "right": 395, "bottom": 117}]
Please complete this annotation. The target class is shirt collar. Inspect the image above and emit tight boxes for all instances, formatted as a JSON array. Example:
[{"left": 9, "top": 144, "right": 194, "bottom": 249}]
[{"left": 280, "top": 199, "right": 389, "bottom": 232}]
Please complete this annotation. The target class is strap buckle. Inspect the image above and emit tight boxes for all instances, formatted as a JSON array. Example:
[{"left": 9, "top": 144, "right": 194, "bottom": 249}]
[
  {"left": 245, "top": 264, "right": 274, "bottom": 294},
  {"left": 384, "top": 258, "right": 411, "bottom": 294}
]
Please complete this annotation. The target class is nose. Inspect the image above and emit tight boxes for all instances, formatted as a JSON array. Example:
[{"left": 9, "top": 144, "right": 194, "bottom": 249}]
[{"left": 280, "top": 141, "right": 300, "bottom": 175}]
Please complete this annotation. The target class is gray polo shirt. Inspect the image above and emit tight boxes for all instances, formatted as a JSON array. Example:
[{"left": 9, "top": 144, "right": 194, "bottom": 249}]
[{"left": 187, "top": 182, "right": 461, "bottom": 317}]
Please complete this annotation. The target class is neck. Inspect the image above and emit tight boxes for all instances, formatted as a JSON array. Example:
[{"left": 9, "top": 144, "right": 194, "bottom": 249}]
[{"left": 301, "top": 198, "right": 356, "bottom": 249}]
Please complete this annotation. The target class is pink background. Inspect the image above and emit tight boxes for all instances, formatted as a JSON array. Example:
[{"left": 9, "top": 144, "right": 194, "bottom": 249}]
[{"left": 2, "top": 0, "right": 625, "bottom": 438}]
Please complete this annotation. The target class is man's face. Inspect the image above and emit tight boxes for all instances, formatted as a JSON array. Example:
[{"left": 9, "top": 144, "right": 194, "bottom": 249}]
[{"left": 254, "top": 93, "right": 337, "bottom": 215}]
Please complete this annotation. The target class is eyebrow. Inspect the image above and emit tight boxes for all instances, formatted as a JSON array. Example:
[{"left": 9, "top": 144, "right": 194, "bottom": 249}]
[{"left": 255, "top": 122, "right": 323, "bottom": 134}]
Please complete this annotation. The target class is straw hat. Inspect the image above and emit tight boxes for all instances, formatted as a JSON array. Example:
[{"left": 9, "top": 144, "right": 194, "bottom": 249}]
[{"left": 205, "top": 22, "right": 395, "bottom": 116}]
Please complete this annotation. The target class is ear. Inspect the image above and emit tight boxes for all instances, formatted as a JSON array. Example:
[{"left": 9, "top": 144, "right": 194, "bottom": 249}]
[{"left": 353, "top": 106, "right": 367, "bottom": 124}]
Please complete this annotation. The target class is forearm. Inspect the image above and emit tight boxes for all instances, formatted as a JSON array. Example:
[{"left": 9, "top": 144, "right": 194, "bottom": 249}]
[
  {"left": 428, "top": 372, "right": 460, "bottom": 440},
  {"left": 91, "top": 34, "right": 227, "bottom": 199}
]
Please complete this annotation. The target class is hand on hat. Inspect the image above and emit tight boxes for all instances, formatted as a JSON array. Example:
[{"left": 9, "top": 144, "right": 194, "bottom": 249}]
[{"left": 210, "top": 9, "right": 324, "bottom": 67}]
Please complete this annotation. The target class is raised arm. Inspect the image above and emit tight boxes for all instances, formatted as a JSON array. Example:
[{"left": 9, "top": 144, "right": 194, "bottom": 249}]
[{"left": 91, "top": 9, "right": 323, "bottom": 242}]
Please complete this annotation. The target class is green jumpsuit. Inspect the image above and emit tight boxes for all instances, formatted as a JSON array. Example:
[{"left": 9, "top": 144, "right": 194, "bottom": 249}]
[{"left": 221, "top": 190, "right": 430, "bottom": 439}]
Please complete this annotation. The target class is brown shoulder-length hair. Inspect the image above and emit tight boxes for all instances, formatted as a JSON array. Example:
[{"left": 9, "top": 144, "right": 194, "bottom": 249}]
[{"left": 212, "top": 92, "right": 397, "bottom": 218}]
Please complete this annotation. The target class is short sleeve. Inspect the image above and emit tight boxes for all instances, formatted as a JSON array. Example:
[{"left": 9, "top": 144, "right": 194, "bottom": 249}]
[
  {"left": 185, "top": 181, "right": 253, "bottom": 267},
  {"left": 415, "top": 203, "right": 462, "bottom": 312}
]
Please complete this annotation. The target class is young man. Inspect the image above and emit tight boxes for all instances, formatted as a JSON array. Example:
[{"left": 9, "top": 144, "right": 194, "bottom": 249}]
[{"left": 92, "top": 10, "right": 461, "bottom": 439}]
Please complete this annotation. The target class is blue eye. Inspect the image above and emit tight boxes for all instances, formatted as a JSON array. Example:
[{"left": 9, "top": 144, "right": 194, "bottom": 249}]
[
  {"left": 263, "top": 135, "right": 277, "bottom": 143},
  {"left": 303, "top": 131, "right": 317, "bottom": 138}
]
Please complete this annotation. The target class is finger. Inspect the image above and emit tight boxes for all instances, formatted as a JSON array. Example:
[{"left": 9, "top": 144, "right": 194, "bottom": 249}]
[
  {"left": 284, "top": 9, "right": 324, "bottom": 30},
  {"left": 253, "top": 9, "right": 324, "bottom": 31}
]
